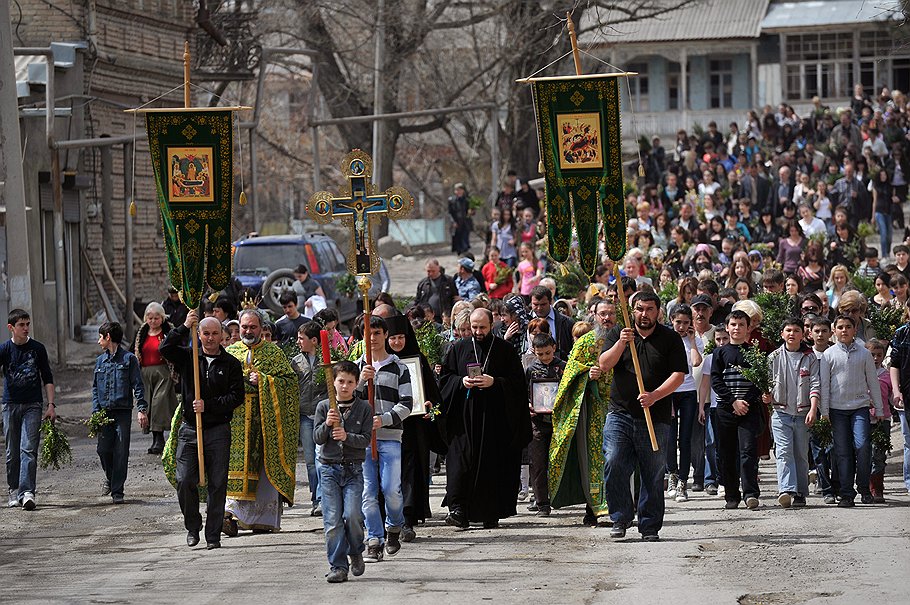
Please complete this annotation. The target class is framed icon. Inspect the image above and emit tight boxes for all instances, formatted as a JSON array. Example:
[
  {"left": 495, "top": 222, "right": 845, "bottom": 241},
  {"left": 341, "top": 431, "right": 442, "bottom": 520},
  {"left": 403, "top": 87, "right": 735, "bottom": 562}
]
[
  {"left": 530, "top": 379, "right": 560, "bottom": 413},
  {"left": 557, "top": 112, "right": 603, "bottom": 170},
  {"left": 399, "top": 356, "right": 427, "bottom": 416},
  {"left": 168, "top": 147, "right": 214, "bottom": 202}
]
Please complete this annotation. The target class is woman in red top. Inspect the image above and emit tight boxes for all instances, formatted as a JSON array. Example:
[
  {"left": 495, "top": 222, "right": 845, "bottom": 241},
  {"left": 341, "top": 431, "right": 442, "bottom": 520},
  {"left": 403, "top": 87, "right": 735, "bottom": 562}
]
[
  {"left": 482, "top": 246, "right": 514, "bottom": 299},
  {"left": 131, "top": 302, "right": 178, "bottom": 455}
]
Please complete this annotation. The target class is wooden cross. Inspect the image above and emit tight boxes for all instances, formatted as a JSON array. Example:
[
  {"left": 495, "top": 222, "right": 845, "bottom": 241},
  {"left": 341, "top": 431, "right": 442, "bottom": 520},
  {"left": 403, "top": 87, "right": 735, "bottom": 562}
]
[{"left": 306, "top": 149, "right": 413, "bottom": 275}]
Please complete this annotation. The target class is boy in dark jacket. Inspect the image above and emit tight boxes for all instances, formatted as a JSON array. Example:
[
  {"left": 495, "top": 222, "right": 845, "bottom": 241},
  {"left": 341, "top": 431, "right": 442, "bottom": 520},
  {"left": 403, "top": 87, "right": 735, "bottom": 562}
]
[
  {"left": 314, "top": 360, "right": 373, "bottom": 583},
  {"left": 92, "top": 321, "right": 147, "bottom": 504},
  {"left": 525, "top": 333, "right": 565, "bottom": 516}
]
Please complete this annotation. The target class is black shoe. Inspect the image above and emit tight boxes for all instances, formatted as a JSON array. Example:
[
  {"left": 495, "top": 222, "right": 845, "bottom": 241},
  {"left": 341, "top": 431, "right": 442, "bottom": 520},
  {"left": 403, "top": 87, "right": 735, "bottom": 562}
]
[
  {"left": 349, "top": 553, "right": 365, "bottom": 577},
  {"left": 860, "top": 493, "right": 874, "bottom": 505},
  {"left": 536, "top": 506, "right": 551, "bottom": 517},
  {"left": 582, "top": 512, "right": 597, "bottom": 527},
  {"left": 641, "top": 533, "right": 660, "bottom": 542},
  {"left": 206, "top": 542, "right": 221, "bottom": 550},
  {"left": 187, "top": 531, "right": 200, "bottom": 547},
  {"left": 610, "top": 522, "right": 627, "bottom": 539},
  {"left": 445, "top": 511, "right": 468, "bottom": 529},
  {"left": 385, "top": 530, "right": 401, "bottom": 556},
  {"left": 792, "top": 495, "right": 807, "bottom": 508},
  {"left": 482, "top": 520, "right": 499, "bottom": 529},
  {"left": 401, "top": 525, "right": 416, "bottom": 542},
  {"left": 691, "top": 483, "right": 704, "bottom": 492},
  {"left": 112, "top": 495, "right": 125, "bottom": 505},
  {"left": 326, "top": 568, "right": 348, "bottom": 583},
  {"left": 222, "top": 515, "right": 239, "bottom": 537},
  {"left": 724, "top": 501, "right": 740, "bottom": 509},
  {"left": 837, "top": 497, "right": 855, "bottom": 508}
]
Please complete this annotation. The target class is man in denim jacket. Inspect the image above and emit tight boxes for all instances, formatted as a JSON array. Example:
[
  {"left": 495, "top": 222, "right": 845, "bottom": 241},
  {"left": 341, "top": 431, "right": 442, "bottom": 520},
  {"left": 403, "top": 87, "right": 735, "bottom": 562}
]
[{"left": 92, "top": 322, "right": 147, "bottom": 504}]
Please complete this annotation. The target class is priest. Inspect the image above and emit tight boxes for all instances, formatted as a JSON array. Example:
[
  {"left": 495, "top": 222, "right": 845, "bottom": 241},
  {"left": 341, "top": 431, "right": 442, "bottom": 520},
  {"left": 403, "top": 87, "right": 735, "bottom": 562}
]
[
  {"left": 223, "top": 308, "right": 299, "bottom": 534},
  {"left": 439, "top": 308, "right": 531, "bottom": 528}
]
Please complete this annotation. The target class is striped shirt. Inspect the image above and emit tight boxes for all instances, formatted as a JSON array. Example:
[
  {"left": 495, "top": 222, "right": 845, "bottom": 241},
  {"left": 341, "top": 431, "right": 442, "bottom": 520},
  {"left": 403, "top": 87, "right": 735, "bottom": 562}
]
[{"left": 355, "top": 353, "right": 413, "bottom": 442}]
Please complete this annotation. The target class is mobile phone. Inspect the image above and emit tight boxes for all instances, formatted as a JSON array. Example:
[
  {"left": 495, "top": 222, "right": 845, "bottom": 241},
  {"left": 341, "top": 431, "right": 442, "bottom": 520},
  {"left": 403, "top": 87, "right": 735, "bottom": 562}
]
[{"left": 467, "top": 363, "right": 482, "bottom": 378}]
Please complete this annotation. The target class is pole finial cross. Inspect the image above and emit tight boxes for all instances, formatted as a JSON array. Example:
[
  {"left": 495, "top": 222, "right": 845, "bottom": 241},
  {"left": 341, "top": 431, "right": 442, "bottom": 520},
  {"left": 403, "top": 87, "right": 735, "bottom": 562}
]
[{"left": 306, "top": 149, "right": 413, "bottom": 275}]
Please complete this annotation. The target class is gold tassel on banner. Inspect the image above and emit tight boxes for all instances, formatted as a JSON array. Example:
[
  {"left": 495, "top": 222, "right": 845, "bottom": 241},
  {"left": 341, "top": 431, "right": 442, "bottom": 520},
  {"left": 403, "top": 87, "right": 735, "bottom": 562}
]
[
  {"left": 239, "top": 191, "right": 247, "bottom": 206},
  {"left": 538, "top": 160, "right": 545, "bottom": 174},
  {"left": 129, "top": 200, "right": 137, "bottom": 217},
  {"left": 638, "top": 165, "right": 645, "bottom": 177}
]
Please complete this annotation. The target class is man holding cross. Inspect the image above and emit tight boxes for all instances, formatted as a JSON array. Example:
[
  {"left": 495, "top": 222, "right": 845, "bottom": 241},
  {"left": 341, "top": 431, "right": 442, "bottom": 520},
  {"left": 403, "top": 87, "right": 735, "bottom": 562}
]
[{"left": 598, "top": 292, "right": 688, "bottom": 541}]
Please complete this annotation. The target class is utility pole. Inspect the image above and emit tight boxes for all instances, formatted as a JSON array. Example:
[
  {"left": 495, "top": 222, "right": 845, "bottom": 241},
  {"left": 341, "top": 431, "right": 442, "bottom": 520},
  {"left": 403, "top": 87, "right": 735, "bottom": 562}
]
[
  {"left": 371, "top": 0, "right": 385, "bottom": 189},
  {"left": 0, "top": 1, "right": 34, "bottom": 312}
]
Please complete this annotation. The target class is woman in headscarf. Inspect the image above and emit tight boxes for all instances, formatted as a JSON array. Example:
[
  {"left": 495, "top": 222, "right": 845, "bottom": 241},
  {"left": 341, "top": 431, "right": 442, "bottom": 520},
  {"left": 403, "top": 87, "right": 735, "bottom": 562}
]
[
  {"left": 131, "top": 302, "right": 178, "bottom": 455},
  {"left": 385, "top": 314, "right": 445, "bottom": 542}
]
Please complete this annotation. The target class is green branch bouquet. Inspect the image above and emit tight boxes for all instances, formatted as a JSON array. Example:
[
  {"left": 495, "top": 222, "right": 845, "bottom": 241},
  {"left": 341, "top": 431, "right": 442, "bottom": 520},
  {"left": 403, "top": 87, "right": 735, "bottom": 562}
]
[
  {"left": 39, "top": 420, "right": 72, "bottom": 470},
  {"left": 86, "top": 409, "right": 114, "bottom": 438},
  {"left": 734, "top": 341, "right": 775, "bottom": 394}
]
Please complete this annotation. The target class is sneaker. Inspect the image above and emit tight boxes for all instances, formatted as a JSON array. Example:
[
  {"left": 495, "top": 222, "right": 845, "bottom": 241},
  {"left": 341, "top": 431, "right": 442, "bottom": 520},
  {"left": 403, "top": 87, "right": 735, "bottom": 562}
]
[
  {"left": 536, "top": 506, "right": 551, "bottom": 517},
  {"left": 691, "top": 483, "right": 704, "bottom": 492},
  {"left": 8, "top": 489, "right": 18, "bottom": 508},
  {"left": 837, "top": 497, "right": 855, "bottom": 508},
  {"left": 792, "top": 495, "right": 806, "bottom": 508},
  {"left": 444, "top": 510, "right": 469, "bottom": 529},
  {"left": 777, "top": 493, "right": 792, "bottom": 508},
  {"left": 860, "top": 493, "right": 874, "bottom": 505},
  {"left": 724, "top": 501, "right": 740, "bottom": 510},
  {"left": 823, "top": 494, "right": 837, "bottom": 505},
  {"left": 745, "top": 497, "right": 760, "bottom": 510},
  {"left": 21, "top": 492, "right": 35, "bottom": 511},
  {"left": 675, "top": 481, "right": 688, "bottom": 503},
  {"left": 349, "top": 553, "right": 365, "bottom": 577},
  {"left": 363, "top": 539, "right": 384, "bottom": 563},
  {"left": 582, "top": 511, "right": 598, "bottom": 527},
  {"left": 312, "top": 502, "right": 323, "bottom": 517},
  {"left": 385, "top": 530, "right": 401, "bottom": 556},
  {"left": 528, "top": 502, "right": 539, "bottom": 512},
  {"left": 111, "top": 494, "right": 125, "bottom": 505},
  {"left": 326, "top": 568, "right": 348, "bottom": 583},
  {"left": 610, "top": 522, "right": 627, "bottom": 539},
  {"left": 401, "top": 525, "right": 416, "bottom": 543},
  {"left": 705, "top": 484, "right": 718, "bottom": 496},
  {"left": 101, "top": 478, "right": 111, "bottom": 496},
  {"left": 666, "top": 473, "right": 679, "bottom": 498},
  {"left": 641, "top": 533, "right": 660, "bottom": 542},
  {"left": 517, "top": 490, "right": 529, "bottom": 501}
]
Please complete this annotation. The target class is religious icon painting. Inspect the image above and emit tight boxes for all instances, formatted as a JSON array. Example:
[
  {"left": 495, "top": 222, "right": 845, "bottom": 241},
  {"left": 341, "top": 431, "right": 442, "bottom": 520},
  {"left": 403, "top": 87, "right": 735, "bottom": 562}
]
[
  {"left": 530, "top": 379, "right": 559, "bottom": 413},
  {"left": 400, "top": 356, "right": 427, "bottom": 416},
  {"left": 557, "top": 112, "right": 603, "bottom": 170},
  {"left": 168, "top": 147, "right": 215, "bottom": 202}
]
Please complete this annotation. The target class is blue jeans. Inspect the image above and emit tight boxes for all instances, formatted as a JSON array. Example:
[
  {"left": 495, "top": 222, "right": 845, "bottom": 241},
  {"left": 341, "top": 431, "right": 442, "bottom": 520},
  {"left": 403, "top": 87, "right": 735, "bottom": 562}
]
[
  {"left": 704, "top": 408, "right": 720, "bottom": 487},
  {"left": 299, "top": 415, "right": 321, "bottom": 505},
  {"left": 362, "top": 440, "right": 404, "bottom": 542},
  {"left": 321, "top": 463, "right": 365, "bottom": 571},
  {"left": 96, "top": 409, "right": 133, "bottom": 498},
  {"left": 771, "top": 411, "right": 811, "bottom": 496},
  {"left": 3, "top": 402, "right": 42, "bottom": 497},
  {"left": 875, "top": 212, "right": 893, "bottom": 260},
  {"left": 830, "top": 408, "right": 872, "bottom": 501},
  {"left": 899, "top": 411, "right": 910, "bottom": 492},
  {"left": 604, "top": 412, "right": 669, "bottom": 536},
  {"left": 669, "top": 391, "right": 699, "bottom": 484}
]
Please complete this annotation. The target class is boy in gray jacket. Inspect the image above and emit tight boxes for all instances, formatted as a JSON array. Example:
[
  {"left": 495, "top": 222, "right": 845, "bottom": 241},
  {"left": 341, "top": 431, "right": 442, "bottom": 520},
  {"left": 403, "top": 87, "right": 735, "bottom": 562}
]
[
  {"left": 763, "top": 318, "right": 820, "bottom": 508},
  {"left": 314, "top": 360, "right": 373, "bottom": 584}
]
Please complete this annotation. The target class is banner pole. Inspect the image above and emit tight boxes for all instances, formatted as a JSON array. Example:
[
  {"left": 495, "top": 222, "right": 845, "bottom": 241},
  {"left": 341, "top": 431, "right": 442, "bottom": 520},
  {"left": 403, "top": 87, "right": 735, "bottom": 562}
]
[
  {"left": 359, "top": 277, "right": 378, "bottom": 461},
  {"left": 566, "top": 13, "right": 583, "bottom": 76}
]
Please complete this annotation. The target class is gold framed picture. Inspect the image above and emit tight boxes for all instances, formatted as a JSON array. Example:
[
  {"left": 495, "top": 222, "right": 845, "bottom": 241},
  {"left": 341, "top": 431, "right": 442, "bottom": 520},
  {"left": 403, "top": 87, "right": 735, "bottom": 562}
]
[
  {"left": 399, "top": 356, "right": 427, "bottom": 417},
  {"left": 168, "top": 147, "right": 214, "bottom": 202},
  {"left": 557, "top": 112, "right": 603, "bottom": 170},
  {"left": 530, "top": 379, "right": 560, "bottom": 414}
]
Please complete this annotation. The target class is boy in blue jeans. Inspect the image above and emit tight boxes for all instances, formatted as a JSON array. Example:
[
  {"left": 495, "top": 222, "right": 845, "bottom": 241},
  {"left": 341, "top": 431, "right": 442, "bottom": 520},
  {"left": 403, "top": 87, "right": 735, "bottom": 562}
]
[
  {"left": 92, "top": 321, "right": 147, "bottom": 504},
  {"left": 314, "top": 361, "right": 373, "bottom": 583}
]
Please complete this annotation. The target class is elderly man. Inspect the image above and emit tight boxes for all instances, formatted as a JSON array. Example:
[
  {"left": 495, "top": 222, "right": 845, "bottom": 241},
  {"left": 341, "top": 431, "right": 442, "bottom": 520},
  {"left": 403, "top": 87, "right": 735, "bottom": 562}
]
[
  {"left": 549, "top": 298, "right": 616, "bottom": 526},
  {"left": 415, "top": 259, "right": 458, "bottom": 318},
  {"left": 454, "top": 258, "right": 482, "bottom": 301},
  {"left": 223, "top": 309, "right": 299, "bottom": 534},
  {"left": 160, "top": 310, "right": 244, "bottom": 550},
  {"left": 599, "top": 292, "right": 688, "bottom": 541},
  {"left": 438, "top": 308, "right": 531, "bottom": 529}
]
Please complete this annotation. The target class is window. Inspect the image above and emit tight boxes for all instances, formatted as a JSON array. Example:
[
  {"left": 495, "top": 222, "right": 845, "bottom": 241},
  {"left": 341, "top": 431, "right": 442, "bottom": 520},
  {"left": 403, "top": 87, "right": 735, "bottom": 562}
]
[
  {"left": 628, "top": 62, "right": 649, "bottom": 112},
  {"left": 41, "top": 211, "right": 55, "bottom": 282},
  {"left": 784, "top": 32, "right": 855, "bottom": 100},
  {"left": 709, "top": 59, "right": 733, "bottom": 109},
  {"left": 668, "top": 61, "right": 686, "bottom": 110}
]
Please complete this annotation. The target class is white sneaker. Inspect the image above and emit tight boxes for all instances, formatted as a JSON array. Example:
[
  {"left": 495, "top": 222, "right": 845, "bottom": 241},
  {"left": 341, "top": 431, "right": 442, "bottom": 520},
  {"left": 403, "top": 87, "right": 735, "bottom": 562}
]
[
  {"left": 517, "top": 490, "right": 529, "bottom": 501},
  {"left": 8, "top": 489, "right": 18, "bottom": 508},
  {"left": 666, "top": 473, "right": 679, "bottom": 498},
  {"left": 675, "top": 481, "right": 689, "bottom": 502},
  {"left": 21, "top": 491, "right": 35, "bottom": 511}
]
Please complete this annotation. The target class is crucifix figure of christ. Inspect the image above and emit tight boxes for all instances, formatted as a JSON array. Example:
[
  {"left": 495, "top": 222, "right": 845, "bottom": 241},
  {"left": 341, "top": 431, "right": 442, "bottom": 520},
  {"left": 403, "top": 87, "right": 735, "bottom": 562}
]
[{"left": 306, "top": 149, "right": 413, "bottom": 275}]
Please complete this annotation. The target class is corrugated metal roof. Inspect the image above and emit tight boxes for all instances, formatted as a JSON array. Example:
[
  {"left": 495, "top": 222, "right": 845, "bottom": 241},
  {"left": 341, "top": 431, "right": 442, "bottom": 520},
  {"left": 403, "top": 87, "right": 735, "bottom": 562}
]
[
  {"left": 580, "top": 0, "right": 770, "bottom": 44},
  {"left": 761, "top": 0, "right": 901, "bottom": 30}
]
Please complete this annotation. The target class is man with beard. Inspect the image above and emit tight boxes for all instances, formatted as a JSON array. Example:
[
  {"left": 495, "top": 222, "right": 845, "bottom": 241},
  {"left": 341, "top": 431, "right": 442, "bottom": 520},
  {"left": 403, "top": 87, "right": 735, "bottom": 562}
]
[
  {"left": 439, "top": 308, "right": 531, "bottom": 528},
  {"left": 599, "top": 292, "right": 687, "bottom": 541},
  {"left": 222, "top": 309, "right": 299, "bottom": 534},
  {"left": 549, "top": 298, "right": 616, "bottom": 526}
]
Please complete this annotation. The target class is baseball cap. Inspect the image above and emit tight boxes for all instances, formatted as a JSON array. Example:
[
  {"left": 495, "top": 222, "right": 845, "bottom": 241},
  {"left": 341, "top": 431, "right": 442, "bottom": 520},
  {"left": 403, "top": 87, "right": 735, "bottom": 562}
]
[{"left": 691, "top": 294, "right": 713, "bottom": 308}]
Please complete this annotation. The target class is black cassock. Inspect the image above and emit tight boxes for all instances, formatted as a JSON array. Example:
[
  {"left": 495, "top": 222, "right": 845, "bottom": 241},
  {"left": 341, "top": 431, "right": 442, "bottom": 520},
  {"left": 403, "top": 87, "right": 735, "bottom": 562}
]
[{"left": 438, "top": 333, "right": 531, "bottom": 522}]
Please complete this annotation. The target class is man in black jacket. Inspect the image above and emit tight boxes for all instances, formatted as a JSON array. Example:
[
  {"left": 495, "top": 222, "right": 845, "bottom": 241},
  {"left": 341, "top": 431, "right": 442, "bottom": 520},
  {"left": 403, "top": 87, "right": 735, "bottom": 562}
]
[
  {"left": 160, "top": 310, "right": 244, "bottom": 550},
  {"left": 529, "top": 286, "right": 574, "bottom": 361}
]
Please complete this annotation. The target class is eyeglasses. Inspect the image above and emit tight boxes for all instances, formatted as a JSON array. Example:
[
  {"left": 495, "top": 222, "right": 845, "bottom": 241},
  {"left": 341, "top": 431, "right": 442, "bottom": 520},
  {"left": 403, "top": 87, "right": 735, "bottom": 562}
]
[{"left": 801, "top": 306, "right": 819, "bottom": 313}]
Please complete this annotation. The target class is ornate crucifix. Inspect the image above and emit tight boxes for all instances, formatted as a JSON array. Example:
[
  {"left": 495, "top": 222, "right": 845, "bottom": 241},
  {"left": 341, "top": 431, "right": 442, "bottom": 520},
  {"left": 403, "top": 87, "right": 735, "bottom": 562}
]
[{"left": 306, "top": 149, "right": 413, "bottom": 275}]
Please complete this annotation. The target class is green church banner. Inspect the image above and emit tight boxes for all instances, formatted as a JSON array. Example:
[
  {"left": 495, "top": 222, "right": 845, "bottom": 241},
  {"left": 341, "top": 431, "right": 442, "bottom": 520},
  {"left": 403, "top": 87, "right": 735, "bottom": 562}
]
[
  {"left": 144, "top": 110, "right": 234, "bottom": 309},
  {"left": 529, "top": 75, "right": 626, "bottom": 273}
]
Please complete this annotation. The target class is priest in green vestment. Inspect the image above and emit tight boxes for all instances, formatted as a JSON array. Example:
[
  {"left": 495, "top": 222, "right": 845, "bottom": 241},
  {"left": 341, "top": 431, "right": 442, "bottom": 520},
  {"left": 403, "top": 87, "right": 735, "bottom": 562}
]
[
  {"left": 223, "top": 308, "right": 299, "bottom": 533},
  {"left": 548, "top": 298, "right": 616, "bottom": 525}
]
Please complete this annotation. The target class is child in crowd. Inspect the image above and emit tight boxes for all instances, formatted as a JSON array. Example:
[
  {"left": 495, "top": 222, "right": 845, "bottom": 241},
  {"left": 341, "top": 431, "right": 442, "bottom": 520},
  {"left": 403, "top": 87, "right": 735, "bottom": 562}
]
[
  {"left": 764, "top": 319, "right": 820, "bottom": 508},
  {"left": 668, "top": 305, "right": 703, "bottom": 502},
  {"left": 711, "top": 310, "right": 763, "bottom": 510},
  {"left": 315, "top": 308, "right": 349, "bottom": 355},
  {"left": 866, "top": 339, "right": 892, "bottom": 503},
  {"left": 92, "top": 321, "right": 148, "bottom": 504},
  {"left": 314, "top": 360, "right": 374, "bottom": 583},
  {"left": 525, "top": 333, "right": 565, "bottom": 517},
  {"left": 809, "top": 316, "right": 839, "bottom": 503},
  {"left": 824, "top": 315, "right": 884, "bottom": 507},
  {"left": 698, "top": 325, "right": 729, "bottom": 496}
]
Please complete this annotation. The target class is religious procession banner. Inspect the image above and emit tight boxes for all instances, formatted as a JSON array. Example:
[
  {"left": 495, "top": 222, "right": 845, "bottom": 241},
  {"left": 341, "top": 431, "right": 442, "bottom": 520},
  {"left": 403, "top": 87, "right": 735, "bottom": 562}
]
[
  {"left": 528, "top": 75, "right": 626, "bottom": 274},
  {"left": 144, "top": 110, "right": 234, "bottom": 308}
]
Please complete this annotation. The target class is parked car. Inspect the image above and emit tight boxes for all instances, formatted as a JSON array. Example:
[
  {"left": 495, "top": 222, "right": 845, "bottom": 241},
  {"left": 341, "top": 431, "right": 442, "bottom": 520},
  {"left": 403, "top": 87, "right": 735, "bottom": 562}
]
[{"left": 231, "top": 232, "right": 390, "bottom": 322}]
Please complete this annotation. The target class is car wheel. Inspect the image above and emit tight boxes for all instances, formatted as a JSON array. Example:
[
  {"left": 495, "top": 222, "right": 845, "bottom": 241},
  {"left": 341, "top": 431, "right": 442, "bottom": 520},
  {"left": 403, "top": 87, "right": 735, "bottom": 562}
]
[{"left": 261, "top": 269, "right": 297, "bottom": 314}]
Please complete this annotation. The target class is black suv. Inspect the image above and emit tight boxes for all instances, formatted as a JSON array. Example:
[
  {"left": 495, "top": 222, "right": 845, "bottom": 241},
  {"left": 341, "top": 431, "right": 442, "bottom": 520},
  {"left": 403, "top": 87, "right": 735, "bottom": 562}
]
[{"left": 231, "top": 232, "right": 390, "bottom": 322}]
